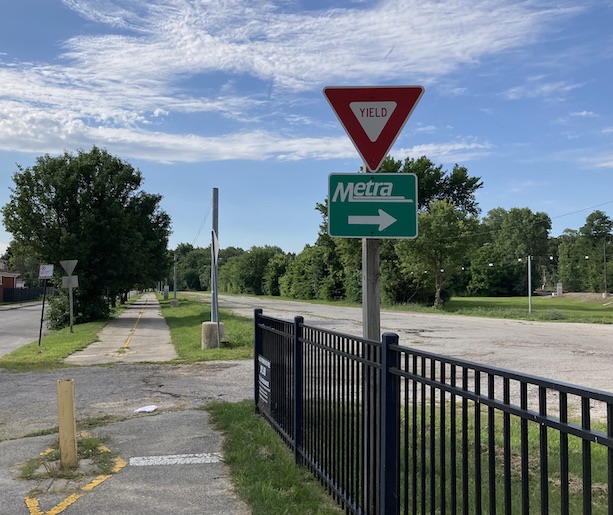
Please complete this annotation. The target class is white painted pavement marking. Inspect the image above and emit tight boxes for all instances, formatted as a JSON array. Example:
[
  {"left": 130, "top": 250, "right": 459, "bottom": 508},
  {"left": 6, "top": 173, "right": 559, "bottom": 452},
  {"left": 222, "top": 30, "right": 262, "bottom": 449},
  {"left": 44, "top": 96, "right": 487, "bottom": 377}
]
[{"left": 129, "top": 453, "right": 223, "bottom": 466}]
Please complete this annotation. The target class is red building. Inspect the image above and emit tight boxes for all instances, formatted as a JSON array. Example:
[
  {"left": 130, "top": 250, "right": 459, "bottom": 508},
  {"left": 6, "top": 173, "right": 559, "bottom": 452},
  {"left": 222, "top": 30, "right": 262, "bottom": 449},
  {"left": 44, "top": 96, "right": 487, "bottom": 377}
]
[{"left": 0, "top": 260, "right": 21, "bottom": 302}]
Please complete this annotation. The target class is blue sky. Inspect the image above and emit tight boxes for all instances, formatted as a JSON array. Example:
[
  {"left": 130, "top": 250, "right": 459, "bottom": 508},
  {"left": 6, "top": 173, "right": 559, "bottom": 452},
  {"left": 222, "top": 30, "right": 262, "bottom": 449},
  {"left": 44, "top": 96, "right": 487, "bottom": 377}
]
[{"left": 1, "top": 0, "right": 612, "bottom": 257}]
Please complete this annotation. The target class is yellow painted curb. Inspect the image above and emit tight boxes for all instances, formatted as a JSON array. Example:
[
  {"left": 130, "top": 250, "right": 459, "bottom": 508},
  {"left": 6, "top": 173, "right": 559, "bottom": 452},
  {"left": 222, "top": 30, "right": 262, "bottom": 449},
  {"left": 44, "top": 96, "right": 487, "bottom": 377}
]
[{"left": 24, "top": 436, "right": 127, "bottom": 515}]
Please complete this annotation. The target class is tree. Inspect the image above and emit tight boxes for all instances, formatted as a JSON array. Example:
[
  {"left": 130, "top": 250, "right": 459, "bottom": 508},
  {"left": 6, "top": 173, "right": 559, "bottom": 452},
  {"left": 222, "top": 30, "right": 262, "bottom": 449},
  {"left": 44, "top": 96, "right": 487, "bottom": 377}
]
[
  {"left": 311, "top": 155, "right": 484, "bottom": 304},
  {"left": 557, "top": 211, "right": 612, "bottom": 292},
  {"left": 396, "top": 200, "right": 479, "bottom": 307},
  {"left": 467, "top": 208, "right": 551, "bottom": 296},
  {"left": 174, "top": 244, "right": 212, "bottom": 290},
  {"left": 280, "top": 245, "right": 328, "bottom": 299},
  {"left": 218, "top": 246, "right": 284, "bottom": 295},
  {"left": 379, "top": 156, "right": 483, "bottom": 215},
  {"left": 263, "top": 252, "right": 292, "bottom": 296},
  {"left": 2, "top": 147, "right": 171, "bottom": 323}
]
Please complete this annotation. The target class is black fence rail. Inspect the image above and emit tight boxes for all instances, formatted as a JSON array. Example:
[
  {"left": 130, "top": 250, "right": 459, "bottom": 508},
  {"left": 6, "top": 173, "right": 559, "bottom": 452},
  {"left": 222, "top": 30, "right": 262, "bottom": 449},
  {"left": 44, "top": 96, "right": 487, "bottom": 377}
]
[
  {"left": 0, "top": 287, "right": 54, "bottom": 303},
  {"left": 254, "top": 309, "right": 613, "bottom": 514}
]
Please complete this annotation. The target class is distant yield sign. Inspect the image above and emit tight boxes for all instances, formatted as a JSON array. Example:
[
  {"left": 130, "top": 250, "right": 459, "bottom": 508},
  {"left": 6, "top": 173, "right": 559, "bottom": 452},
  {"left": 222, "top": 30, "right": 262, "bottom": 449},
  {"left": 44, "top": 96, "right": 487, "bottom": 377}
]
[
  {"left": 323, "top": 86, "right": 424, "bottom": 172},
  {"left": 328, "top": 173, "right": 418, "bottom": 238}
]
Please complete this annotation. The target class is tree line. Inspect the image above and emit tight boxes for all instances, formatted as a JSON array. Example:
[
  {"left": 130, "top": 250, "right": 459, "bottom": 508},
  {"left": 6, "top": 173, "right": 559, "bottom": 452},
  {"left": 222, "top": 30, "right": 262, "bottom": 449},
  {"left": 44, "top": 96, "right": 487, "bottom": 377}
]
[
  {"left": 2, "top": 147, "right": 171, "bottom": 327},
  {"left": 2, "top": 149, "right": 610, "bottom": 330},
  {"left": 176, "top": 156, "right": 612, "bottom": 307}
]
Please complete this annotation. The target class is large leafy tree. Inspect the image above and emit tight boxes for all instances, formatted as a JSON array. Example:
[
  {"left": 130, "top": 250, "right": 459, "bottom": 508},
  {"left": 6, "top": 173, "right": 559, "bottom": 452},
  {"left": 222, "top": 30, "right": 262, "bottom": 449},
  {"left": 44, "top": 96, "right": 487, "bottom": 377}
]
[
  {"left": 468, "top": 207, "right": 551, "bottom": 296},
  {"left": 313, "top": 155, "right": 484, "bottom": 304},
  {"left": 2, "top": 147, "right": 171, "bottom": 322},
  {"left": 280, "top": 245, "right": 329, "bottom": 300},
  {"left": 557, "top": 211, "right": 612, "bottom": 292},
  {"left": 218, "top": 245, "right": 285, "bottom": 295},
  {"left": 396, "top": 200, "right": 479, "bottom": 307},
  {"left": 378, "top": 156, "right": 483, "bottom": 215}
]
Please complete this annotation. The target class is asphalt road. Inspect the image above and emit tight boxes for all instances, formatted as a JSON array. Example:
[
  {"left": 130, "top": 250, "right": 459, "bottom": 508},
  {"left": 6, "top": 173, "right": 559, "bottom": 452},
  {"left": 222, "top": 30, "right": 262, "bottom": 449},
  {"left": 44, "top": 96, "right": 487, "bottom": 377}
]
[
  {"left": 0, "top": 303, "right": 47, "bottom": 356},
  {"left": 213, "top": 293, "right": 613, "bottom": 394}
]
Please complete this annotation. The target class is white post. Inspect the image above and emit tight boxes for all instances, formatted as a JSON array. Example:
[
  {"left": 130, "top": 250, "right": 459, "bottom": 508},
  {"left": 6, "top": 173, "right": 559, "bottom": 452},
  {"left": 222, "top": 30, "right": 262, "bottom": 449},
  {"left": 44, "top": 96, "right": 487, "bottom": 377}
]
[{"left": 528, "top": 255, "right": 532, "bottom": 315}]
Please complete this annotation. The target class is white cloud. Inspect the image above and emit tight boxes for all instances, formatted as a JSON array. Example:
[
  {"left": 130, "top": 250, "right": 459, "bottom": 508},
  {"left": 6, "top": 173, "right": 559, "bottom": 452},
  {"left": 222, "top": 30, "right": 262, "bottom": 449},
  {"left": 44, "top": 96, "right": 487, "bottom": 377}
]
[
  {"left": 570, "top": 111, "right": 597, "bottom": 117},
  {"left": 394, "top": 139, "right": 492, "bottom": 164},
  {"left": 0, "top": 0, "right": 585, "bottom": 160},
  {"left": 503, "top": 78, "right": 584, "bottom": 101},
  {"left": 578, "top": 152, "right": 613, "bottom": 169},
  {"left": 508, "top": 180, "right": 549, "bottom": 194}
]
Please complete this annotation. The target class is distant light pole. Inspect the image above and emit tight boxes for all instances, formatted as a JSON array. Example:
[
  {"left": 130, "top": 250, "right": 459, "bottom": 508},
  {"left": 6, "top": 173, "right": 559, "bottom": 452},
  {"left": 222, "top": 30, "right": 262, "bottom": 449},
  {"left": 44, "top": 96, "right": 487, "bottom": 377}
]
[
  {"left": 527, "top": 255, "right": 532, "bottom": 315},
  {"left": 604, "top": 238, "right": 608, "bottom": 296},
  {"left": 171, "top": 252, "right": 179, "bottom": 307}
]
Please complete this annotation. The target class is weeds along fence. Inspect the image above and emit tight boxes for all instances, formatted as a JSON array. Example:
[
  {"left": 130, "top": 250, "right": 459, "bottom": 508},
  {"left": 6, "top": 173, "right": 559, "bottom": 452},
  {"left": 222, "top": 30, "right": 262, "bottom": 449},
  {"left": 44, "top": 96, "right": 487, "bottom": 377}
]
[{"left": 254, "top": 309, "right": 613, "bottom": 515}]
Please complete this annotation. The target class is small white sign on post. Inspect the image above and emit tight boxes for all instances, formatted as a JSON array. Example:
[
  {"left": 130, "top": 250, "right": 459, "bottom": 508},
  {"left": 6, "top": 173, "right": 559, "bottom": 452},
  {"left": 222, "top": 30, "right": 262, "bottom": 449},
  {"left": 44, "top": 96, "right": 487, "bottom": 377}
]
[
  {"left": 39, "top": 264, "right": 54, "bottom": 279},
  {"left": 62, "top": 276, "right": 79, "bottom": 289}
]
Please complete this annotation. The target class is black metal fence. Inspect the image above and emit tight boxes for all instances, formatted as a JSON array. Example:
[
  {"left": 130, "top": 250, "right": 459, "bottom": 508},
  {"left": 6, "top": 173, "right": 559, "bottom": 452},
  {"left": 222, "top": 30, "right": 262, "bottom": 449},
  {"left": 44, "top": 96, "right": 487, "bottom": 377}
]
[
  {"left": 0, "top": 287, "right": 53, "bottom": 303},
  {"left": 254, "top": 309, "right": 613, "bottom": 514}
]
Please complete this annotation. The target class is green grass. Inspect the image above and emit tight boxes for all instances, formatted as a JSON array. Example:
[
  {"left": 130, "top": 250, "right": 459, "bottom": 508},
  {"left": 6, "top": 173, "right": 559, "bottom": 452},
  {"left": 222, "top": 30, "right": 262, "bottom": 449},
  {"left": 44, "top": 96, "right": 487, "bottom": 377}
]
[
  {"left": 383, "top": 294, "right": 612, "bottom": 323},
  {"left": 441, "top": 295, "right": 612, "bottom": 323},
  {"left": 0, "top": 321, "right": 106, "bottom": 372},
  {"left": 396, "top": 403, "right": 610, "bottom": 514},
  {"left": 206, "top": 400, "right": 342, "bottom": 514},
  {"left": 0, "top": 294, "right": 143, "bottom": 372},
  {"left": 159, "top": 294, "right": 254, "bottom": 362},
  {"left": 19, "top": 434, "right": 116, "bottom": 481}
]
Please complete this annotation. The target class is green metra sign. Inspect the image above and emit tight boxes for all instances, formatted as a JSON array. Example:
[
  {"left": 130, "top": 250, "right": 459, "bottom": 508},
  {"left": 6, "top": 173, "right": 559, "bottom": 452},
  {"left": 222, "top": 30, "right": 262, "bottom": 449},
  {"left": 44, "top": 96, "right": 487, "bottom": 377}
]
[{"left": 328, "top": 173, "right": 418, "bottom": 238}]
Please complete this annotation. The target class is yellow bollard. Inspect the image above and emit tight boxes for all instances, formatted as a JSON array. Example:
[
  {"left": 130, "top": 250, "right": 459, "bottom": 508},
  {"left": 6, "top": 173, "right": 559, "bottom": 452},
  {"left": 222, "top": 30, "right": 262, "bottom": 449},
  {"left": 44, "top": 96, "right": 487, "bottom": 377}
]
[{"left": 57, "top": 379, "right": 78, "bottom": 469}]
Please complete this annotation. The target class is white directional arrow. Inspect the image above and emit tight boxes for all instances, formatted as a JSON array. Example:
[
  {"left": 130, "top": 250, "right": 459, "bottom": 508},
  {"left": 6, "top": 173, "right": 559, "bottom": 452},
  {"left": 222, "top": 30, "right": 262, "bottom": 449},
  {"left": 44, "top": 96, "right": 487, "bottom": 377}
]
[{"left": 348, "top": 209, "right": 397, "bottom": 231}]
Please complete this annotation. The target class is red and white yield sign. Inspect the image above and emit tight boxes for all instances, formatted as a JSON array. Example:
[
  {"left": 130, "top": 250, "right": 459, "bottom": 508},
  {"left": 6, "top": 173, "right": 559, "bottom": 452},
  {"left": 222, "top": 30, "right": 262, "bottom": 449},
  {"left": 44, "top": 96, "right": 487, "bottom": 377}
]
[{"left": 323, "top": 86, "right": 424, "bottom": 172}]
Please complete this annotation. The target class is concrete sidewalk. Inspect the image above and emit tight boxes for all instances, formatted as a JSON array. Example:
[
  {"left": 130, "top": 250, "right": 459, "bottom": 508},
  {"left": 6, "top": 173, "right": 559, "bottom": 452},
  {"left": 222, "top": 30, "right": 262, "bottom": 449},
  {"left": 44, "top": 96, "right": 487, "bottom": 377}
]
[
  {"left": 0, "top": 293, "right": 253, "bottom": 514},
  {"left": 65, "top": 292, "right": 178, "bottom": 365}
]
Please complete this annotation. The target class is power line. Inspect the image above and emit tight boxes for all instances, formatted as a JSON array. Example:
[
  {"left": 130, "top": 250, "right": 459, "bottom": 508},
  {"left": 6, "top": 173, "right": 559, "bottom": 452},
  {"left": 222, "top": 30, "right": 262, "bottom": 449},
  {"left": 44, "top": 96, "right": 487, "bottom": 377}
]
[
  {"left": 550, "top": 200, "right": 613, "bottom": 220},
  {"left": 192, "top": 200, "right": 213, "bottom": 246}
]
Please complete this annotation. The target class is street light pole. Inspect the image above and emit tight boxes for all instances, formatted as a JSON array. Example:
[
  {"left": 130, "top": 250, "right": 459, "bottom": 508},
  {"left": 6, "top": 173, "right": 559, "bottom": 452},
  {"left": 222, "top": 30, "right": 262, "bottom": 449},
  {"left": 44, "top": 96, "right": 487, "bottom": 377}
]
[
  {"left": 527, "top": 255, "right": 532, "bottom": 315},
  {"left": 604, "top": 239, "right": 608, "bottom": 296}
]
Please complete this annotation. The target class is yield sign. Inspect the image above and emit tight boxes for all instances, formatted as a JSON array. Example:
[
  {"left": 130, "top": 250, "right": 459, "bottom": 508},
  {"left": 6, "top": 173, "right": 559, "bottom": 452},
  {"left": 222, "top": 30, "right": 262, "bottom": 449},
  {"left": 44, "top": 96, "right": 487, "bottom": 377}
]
[{"left": 323, "top": 86, "right": 424, "bottom": 172}]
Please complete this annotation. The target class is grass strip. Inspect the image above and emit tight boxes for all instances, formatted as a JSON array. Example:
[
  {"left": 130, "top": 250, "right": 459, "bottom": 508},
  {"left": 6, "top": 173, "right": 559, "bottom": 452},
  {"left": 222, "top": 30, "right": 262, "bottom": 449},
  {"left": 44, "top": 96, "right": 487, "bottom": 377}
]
[
  {"left": 0, "top": 321, "right": 106, "bottom": 372},
  {"left": 158, "top": 295, "right": 253, "bottom": 362},
  {"left": 206, "top": 400, "right": 342, "bottom": 514},
  {"left": 387, "top": 294, "right": 612, "bottom": 323},
  {"left": 0, "top": 294, "right": 146, "bottom": 372}
]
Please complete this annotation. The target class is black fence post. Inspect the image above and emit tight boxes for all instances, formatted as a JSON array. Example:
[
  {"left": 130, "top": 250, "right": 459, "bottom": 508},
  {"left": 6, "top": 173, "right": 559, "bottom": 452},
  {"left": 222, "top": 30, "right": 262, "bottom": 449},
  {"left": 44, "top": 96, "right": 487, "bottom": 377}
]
[
  {"left": 254, "top": 308, "right": 263, "bottom": 414},
  {"left": 293, "top": 316, "right": 304, "bottom": 465},
  {"left": 380, "top": 332, "right": 400, "bottom": 515}
]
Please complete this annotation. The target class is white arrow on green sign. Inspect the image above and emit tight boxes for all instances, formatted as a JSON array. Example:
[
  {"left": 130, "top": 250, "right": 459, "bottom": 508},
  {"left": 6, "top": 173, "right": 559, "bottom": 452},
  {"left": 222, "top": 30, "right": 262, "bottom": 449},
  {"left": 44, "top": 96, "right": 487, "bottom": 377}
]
[{"left": 328, "top": 173, "right": 418, "bottom": 238}]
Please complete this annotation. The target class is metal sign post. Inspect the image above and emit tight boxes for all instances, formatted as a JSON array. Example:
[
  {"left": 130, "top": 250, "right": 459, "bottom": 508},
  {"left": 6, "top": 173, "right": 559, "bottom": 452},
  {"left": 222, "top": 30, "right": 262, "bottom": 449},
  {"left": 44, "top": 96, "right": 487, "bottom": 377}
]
[
  {"left": 38, "top": 264, "right": 54, "bottom": 346},
  {"left": 60, "top": 260, "right": 78, "bottom": 333},
  {"left": 324, "top": 87, "right": 424, "bottom": 513}
]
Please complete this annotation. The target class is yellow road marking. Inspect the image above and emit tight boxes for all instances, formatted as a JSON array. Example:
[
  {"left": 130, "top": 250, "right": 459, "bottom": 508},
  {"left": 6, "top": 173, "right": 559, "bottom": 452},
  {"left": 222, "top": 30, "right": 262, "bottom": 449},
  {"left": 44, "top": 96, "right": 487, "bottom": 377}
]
[
  {"left": 123, "top": 298, "right": 149, "bottom": 349},
  {"left": 25, "top": 439, "right": 127, "bottom": 515}
]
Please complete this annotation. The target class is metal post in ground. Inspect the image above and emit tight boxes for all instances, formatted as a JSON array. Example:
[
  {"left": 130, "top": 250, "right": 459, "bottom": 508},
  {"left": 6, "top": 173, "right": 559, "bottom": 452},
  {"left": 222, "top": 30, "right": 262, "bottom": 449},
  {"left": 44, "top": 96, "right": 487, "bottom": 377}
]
[{"left": 380, "top": 332, "right": 400, "bottom": 515}]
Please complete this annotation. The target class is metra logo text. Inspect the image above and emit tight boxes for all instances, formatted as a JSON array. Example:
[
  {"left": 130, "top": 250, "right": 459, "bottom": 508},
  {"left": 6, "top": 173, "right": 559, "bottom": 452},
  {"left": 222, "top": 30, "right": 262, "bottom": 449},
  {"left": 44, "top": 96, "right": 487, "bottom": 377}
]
[{"left": 332, "top": 180, "right": 410, "bottom": 203}]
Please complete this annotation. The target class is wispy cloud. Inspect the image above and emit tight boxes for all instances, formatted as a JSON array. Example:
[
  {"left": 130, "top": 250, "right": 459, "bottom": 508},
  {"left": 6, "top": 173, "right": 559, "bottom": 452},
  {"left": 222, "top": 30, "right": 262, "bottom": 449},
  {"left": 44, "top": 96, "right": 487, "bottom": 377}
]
[
  {"left": 395, "top": 139, "right": 492, "bottom": 164},
  {"left": 570, "top": 110, "right": 597, "bottom": 117},
  {"left": 508, "top": 180, "right": 549, "bottom": 194},
  {"left": 503, "top": 77, "right": 584, "bottom": 101},
  {"left": 579, "top": 153, "right": 613, "bottom": 169},
  {"left": 0, "top": 0, "right": 584, "bottom": 161}
]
